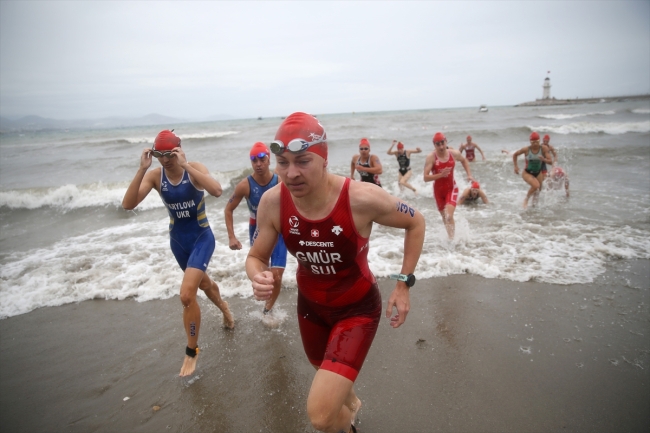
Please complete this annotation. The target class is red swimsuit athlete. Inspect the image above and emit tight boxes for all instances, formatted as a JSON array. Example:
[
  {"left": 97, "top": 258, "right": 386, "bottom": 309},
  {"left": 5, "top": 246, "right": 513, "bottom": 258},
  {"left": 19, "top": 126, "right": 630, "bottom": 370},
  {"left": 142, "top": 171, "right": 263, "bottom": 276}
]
[
  {"left": 246, "top": 112, "right": 425, "bottom": 433},
  {"left": 423, "top": 132, "right": 474, "bottom": 240}
]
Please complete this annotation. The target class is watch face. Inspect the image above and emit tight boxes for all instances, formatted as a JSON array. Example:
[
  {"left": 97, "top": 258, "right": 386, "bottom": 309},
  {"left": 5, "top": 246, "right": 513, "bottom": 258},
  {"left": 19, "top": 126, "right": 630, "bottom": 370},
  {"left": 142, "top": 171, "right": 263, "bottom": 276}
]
[{"left": 406, "top": 274, "right": 416, "bottom": 287}]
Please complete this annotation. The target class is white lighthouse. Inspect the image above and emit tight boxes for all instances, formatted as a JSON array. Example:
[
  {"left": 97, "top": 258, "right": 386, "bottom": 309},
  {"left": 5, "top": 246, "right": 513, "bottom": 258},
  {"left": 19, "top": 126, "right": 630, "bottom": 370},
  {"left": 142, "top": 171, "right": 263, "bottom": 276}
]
[{"left": 542, "top": 75, "right": 551, "bottom": 100}]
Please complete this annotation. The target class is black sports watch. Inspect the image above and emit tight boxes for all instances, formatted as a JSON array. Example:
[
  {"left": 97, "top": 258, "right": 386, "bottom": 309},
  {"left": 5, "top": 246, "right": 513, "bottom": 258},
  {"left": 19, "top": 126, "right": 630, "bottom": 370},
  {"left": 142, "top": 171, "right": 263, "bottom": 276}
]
[{"left": 390, "top": 273, "right": 416, "bottom": 288}]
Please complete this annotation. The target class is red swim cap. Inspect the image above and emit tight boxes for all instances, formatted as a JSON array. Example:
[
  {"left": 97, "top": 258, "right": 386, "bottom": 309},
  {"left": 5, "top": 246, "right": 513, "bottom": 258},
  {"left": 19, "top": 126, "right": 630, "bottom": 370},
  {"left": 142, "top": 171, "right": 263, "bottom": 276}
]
[
  {"left": 530, "top": 132, "right": 540, "bottom": 141},
  {"left": 250, "top": 142, "right": 270, "bottom": 158},
  {"left": 543, "top": 134, "right": 550, "bottom": 141},
  {"left": 274, "top": 112, "right": 328, "bottom": 160},
  {"left": 397, "top": 142, "right": 404, "bottom": 149},
  {"left": 553, "top": 167, "right": 565, "bottom": 177},
  {"left": 433, "top": 132, "right": 446, "bottom": 143},
  {"left": 359, "top": 138, "right": 370, "bottom": 147},
  {"left": 471, "top": 181, "right": 480, "bottom": 189},
  {"left": 154, "top": 130, "right": 181, "bottom": 151},
  {"left": 467, "top": 135, "right": 472, "bottom": 141}
]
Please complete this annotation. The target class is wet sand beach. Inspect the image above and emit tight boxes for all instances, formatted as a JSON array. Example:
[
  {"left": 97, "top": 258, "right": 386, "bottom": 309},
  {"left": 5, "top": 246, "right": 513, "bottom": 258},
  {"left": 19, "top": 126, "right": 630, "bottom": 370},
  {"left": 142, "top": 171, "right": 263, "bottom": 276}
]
[{"left": 1, "top": 261, "right": 648, "bottom": 433}]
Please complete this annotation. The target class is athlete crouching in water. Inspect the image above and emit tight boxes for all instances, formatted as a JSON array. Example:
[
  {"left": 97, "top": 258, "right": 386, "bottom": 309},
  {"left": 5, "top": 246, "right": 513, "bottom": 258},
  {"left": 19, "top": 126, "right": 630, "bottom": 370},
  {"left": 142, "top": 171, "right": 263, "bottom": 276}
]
[
  {"left": 458, "top": 181, "right": 489, "bottom": 205},
  {"left": 246, "top": 112, "right": 425, "bottom": 433},
  {"left": 122, "top": 130, "right": 234, "bottom": 377},
  {"left": 512, "top": 131, "right": 553, "bottom": 209}
]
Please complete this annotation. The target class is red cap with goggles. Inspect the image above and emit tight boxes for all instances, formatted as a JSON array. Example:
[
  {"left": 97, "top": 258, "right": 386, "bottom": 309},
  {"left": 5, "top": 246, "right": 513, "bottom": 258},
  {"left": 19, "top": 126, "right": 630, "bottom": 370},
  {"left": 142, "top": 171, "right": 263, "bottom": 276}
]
[
  {"left": 271, "top": 112, "right": 328, "bottom": 159},
  {"left": 433, "top": 132, "right": 446, "bottom": 144},
  {"left": 250, "top": 142, "right": 270, "bottom": 160},
  {"left": 397, "top": 142, "right": 404, "bottom": 149},
  {"left": 154, "top": 130, "right": 181, "bottom": 151}
]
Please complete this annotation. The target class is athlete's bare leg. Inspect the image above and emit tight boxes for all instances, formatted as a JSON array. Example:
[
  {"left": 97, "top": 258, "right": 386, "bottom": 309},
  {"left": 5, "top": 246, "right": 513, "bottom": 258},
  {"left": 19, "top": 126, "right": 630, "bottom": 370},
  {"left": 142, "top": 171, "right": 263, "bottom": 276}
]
[
  {"left": 307, "top": 369, "right": 357, "bottom": 433},
  {"left": 532, "top": 173, "right": 546, "bottom": 207},
  {"left": 199, "top": 272, "right": 234, "bottom": 329},
  {"left": 440, "top": 204, "right": 456, "bottom": 240},
  {"left": 344, "top": 387, "right": 362, "bottom": 426},
  {"left": 179, "top": 267, "right": 205, "bottom": 377},
  {"left": 522, "top": 172, "right": 541, "bottom": 209},
  {"left": 398, "top": 170, "right": 417, "bottom": 192}
]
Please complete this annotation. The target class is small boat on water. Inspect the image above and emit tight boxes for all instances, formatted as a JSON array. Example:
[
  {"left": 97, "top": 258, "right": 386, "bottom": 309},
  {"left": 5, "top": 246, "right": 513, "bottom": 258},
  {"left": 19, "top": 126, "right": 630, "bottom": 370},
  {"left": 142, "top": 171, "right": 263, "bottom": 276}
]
[{"left": 479, "top": 105, "right": 488, "bottom": 112}]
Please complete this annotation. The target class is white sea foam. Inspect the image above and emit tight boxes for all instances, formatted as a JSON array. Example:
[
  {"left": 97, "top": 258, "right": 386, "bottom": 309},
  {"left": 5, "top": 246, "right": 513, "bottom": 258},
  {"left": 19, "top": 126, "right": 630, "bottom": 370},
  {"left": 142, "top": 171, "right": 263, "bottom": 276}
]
[
  {"left": 0, "top": 169, "right": 241, "bottom": 211},
  {"left": 123, "top": 131, "right": 239, "bottom": 144},
  {"left": 631, "top": 108, "right": 650, "bottom": 114},
  {"left": 0, "top": 219, "right": 294, "bottom": 319},
  {"left": 538, "top": 111, "right": 615, "bottom": 120},
  {"left": 3, "top": 200, "right": 648, "bottom": 319},
  {"left": 0, "top": 183, "right": 155, "bottom": 211},
  {"left": 530, "top": 120, "right": 650, "bottom": 135}
]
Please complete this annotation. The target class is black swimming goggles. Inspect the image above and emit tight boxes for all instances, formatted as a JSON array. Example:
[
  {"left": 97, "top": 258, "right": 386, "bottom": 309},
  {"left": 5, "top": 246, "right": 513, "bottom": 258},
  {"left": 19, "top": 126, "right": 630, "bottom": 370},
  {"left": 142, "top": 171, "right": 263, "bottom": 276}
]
[{"left": 269, "top": 136, "right": 327, "bottom": 155}]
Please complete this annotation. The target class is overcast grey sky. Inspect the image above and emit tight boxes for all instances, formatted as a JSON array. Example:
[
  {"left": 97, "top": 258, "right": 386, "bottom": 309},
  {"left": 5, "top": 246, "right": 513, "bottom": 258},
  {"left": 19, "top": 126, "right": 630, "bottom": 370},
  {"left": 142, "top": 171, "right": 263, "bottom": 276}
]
[{"left": 1, "top": 1, "right": 648, "bottom": 120}]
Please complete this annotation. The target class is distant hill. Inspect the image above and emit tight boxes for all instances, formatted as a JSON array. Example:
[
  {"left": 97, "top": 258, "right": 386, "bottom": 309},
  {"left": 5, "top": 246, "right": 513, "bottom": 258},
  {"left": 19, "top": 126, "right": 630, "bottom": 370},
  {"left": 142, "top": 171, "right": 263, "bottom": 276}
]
[{"left": 0, "top": 113, "right": 228, "bottom": 132}]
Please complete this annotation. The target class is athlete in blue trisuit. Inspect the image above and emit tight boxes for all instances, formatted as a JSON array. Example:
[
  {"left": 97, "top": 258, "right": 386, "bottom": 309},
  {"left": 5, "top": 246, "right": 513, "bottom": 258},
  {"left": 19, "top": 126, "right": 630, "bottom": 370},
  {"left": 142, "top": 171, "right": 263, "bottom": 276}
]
[
  {"left": 224, "top": 142, "right": 287, "bottom": 319},
  {"left": 122, "top": 130, "right": 234, "bottom": 377}
]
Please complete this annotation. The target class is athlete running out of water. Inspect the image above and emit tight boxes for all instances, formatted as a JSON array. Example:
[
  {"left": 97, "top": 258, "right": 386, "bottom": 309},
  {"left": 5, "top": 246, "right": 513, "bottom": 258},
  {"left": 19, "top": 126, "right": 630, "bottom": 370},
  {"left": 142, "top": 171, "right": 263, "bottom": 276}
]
[
  {"left": 122, "top": 130, "right": 234, "bottom": 377},
  {"left": 458, "top": 135, "right": 485, "bottom": 161},
  {"left": 350, "top": 138, "right": 383, "bottom": 187},
  {"left": 542, "top": 134, "right": 558, "bottom": 165},
  {"left": 423, "top": 132, "right": 474, "bottom": 240},
  {"left": 457, "top": 181, "right": 489, "bottom": 205},
  {"left": 387, "top": 139, "right": 422, "bottom": 193},
  {"left": 512, "top": 131, "right": 553, "bottom": 209},
  {"left": 224, "top": 142, "right": 287, "bottom": 321},
  {"left": 247, "top": 112, "right": 425, "bottom": 433}
]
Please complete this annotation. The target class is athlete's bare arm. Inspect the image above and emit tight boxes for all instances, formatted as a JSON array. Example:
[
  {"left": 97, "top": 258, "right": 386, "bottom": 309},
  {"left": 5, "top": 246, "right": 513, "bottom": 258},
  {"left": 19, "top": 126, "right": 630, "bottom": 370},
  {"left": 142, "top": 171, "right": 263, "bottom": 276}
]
[
  {"left": 175, "top": 148, "right": 222, "bottom": 197},
  {"left": 122, "top": 148, "right": 158, "bottom": 210},
  {"left": 475, "top": 143, "right": 486, "bottom": 160},
  {"left": 478, "top": 190, "right": 489, "bottom": 204},
  {"left": 387, "top": 140, "right": 398, "bottom": 155},
  {"left": 547, "top": 145, "right": 558, "bottom": 164},
  {"left": 450, "top": 149, "right": 474, "bottom": 181},
  {"left": 541, "top": 145, "right": 555, "bottom": 165},
  {"left": 423, "top": 153, "right": 447, "bottom": 182},
  {"left": 349, "top": 154, "right": 360, "bottom": 179},
  {"left": 224, "top": 178, "right": 250, "bottom": 250},
  {"left": 349, "top": 181, "right": 425, "bottom": 329},
  {"left": 565, "top": 176, "right": 570, "bottom": 197},
  {"left": 457, "top": 188, "right": 471, "bottom": 206},
  {"left": 540, "top": 146, "right": 552, "bottom": 165},
  {"left": 512, "top": 147, "right": 528, "bottom": 175},
  {"left": 246, "top": 186, "right": 282, "bottom": 301},
  {"left": 355, "top": 155, "right": 383, "bottom": 175},
  {"left": 407, "top": 147, "right": 422, "bottom": 157}
]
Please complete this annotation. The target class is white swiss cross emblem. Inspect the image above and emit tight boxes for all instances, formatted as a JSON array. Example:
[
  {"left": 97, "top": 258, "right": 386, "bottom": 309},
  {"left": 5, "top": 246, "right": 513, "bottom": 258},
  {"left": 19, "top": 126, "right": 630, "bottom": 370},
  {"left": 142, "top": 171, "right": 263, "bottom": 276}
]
[
  {"left": 331, "top": 225, "right": 343, "bottom": 236},
  {"left": 311, "top": 229, "right": 319, "bottom": 237},
  {"left": 289, "top": 216, "right": 299, "bottom": 228}
]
